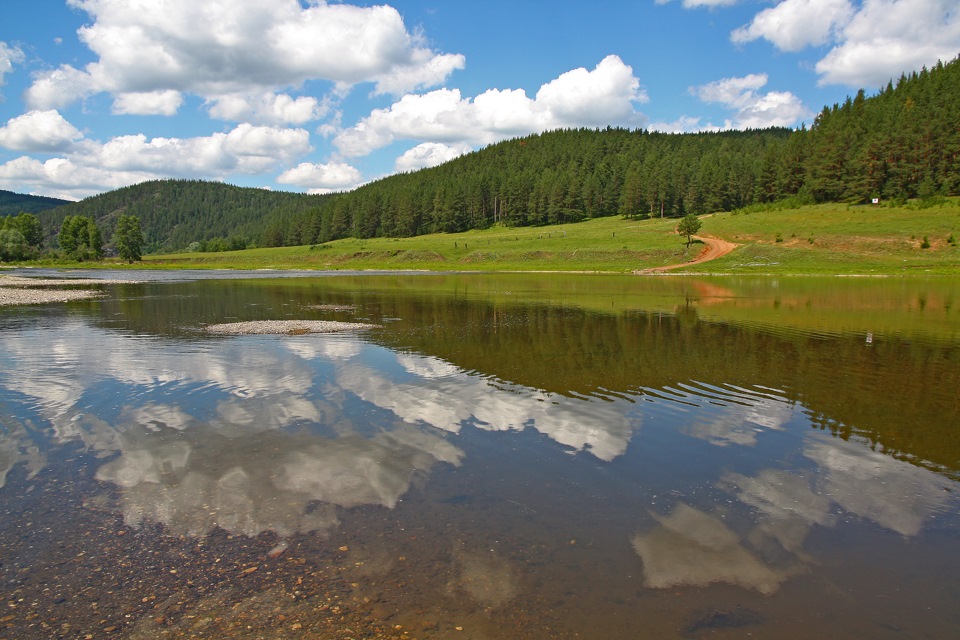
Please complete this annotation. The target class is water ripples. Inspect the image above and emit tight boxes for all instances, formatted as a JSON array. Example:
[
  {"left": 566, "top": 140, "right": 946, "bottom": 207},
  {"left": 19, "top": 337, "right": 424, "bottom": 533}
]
[{"left": 639, "top": 380, "right": 791, "bottom": 411}]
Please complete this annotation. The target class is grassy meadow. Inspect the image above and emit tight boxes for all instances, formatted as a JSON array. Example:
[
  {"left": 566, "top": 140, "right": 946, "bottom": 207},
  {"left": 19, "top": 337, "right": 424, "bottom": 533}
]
[
  {"left": 701, "top": 200, "right": 960, "bottom": 274},
  {"left": 140, "top": 215, "right": 703, "bottom": 272},
  {"left": 16, "top": 198, "right": 960, "bottom": 275}
]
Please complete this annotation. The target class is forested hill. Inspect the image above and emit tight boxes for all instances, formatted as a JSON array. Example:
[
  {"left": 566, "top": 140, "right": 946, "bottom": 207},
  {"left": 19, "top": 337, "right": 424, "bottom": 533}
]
[
  {"left": 37, "top": 54, "right": 960, "bottom": 252},
  {"left": 0, "top": 190, "right": 70, "bottom": 217},
  {"left": 289, "top": 55, "right": 959, "bottom": 246},
  {"left": 39, "top": 180, "right": 327, "bottom": 253}
]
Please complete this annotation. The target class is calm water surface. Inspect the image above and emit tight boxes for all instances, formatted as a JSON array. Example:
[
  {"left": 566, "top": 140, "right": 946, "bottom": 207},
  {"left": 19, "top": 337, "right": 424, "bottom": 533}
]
[{"left": 1, "top": 271, "right": 958, "bottom": 639}]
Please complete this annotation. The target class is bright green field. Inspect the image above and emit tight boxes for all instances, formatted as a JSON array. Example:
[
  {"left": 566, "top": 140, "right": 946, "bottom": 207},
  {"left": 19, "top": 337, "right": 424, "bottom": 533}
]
[
  {"left": 14, "top": 199, "right": 960, "bottom": 275},
  {"left": 700, "top": 200, "right": 960, "bottom": 275},
  {"left": 139, "top": 216, "right": 703, "bottom": 273}
]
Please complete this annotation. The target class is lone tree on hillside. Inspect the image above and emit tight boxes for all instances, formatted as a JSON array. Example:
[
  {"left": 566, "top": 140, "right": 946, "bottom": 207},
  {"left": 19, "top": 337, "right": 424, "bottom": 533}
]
[
  {"left": 677, "top": 214, "right": 702, "bottom": 247},
  {"left": 114, "top": 214, "right": 144, "bottom": 263}
]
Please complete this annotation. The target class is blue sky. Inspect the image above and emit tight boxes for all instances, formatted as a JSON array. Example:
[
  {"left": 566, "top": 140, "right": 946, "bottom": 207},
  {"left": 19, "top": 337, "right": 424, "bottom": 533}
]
[{"left": 1, "top": 0, "right": 958, "bottom": 200}]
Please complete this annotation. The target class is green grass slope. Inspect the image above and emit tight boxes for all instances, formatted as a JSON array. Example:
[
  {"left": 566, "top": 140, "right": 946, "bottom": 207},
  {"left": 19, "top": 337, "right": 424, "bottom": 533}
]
[
  {"left": 698, "top": 200, "right": 960, "bottom": 274},
  {"left": 126, "top": 199, "right": 960, "bottom": 275}
]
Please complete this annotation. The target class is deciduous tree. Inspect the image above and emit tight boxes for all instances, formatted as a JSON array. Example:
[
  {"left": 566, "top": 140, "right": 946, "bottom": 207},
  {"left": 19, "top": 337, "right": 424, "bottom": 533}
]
[
  {"left": 58, "top": 215, "right": 103, "bottom": 261},
  {"left": 114, "top": 214, "right": 144, "bottom": 262},
  {"left": 677, "top": 213, "right": 702, "bottom": 247},
  {"left": 0, "top": 228, "right": 28, "bottom": 262}
]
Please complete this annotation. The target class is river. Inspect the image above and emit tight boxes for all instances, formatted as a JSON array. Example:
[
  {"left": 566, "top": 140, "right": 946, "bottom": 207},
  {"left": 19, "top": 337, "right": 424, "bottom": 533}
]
[{"left": 1, "top": 271, "right": 958, "bottom": 639}]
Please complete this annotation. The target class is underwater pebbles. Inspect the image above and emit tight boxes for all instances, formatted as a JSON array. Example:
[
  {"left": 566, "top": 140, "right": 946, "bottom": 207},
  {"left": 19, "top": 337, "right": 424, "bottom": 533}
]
[{"left": 204, "top": 320, "right": 378, "bottom": 335}]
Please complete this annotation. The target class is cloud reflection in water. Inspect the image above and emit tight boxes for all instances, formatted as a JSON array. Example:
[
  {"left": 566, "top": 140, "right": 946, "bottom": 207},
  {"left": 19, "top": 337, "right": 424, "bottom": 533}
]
[
  {"left": 631, "top": 503, "right": 791, "bottom": 595},
  {"left": 94, "top": 421, "right": 460, "bottom": 538},
  {"left": 634, "top": 432, "right": 954, "bottom": 594},
  {"left": 1, "top": 322, "right": 642, "bottom": 540},
  {"left": 334, "top": 351, "right": 640, "bottom": 461},
  {"left": 804, "top": 434, "right": 951, "bottom": 537}
]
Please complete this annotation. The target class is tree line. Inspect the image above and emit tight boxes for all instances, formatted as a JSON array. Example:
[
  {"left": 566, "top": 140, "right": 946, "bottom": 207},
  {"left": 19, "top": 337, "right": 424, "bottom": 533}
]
[
  {"left": 0, "top": 212, "right": 143, "bottom": 263},
  {"left": 0, "top": 212, "right": 45, "bottom": 261}
]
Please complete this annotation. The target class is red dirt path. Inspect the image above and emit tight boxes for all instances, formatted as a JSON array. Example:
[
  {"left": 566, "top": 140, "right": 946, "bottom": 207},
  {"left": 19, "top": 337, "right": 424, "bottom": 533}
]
[{"left": 638, "top": 235, "right": 738, "bottom": 273}]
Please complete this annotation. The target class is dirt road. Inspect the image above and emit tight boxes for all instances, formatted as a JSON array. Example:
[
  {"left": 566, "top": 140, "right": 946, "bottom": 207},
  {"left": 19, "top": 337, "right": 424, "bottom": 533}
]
[{"left": 638, "top": 235, "right": 738, "bottom": 273}]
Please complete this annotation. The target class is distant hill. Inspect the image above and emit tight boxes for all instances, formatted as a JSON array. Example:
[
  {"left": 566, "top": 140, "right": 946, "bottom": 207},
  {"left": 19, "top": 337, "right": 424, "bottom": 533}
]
[
  {"left": 0, "top": 190, "right": 71, "bottom": 217},
  {"left": 38, "top": 180, "right": 328, "bottom": 253},
  {"left": 32, "top": 54, "right": 960, "bottom": 253}
]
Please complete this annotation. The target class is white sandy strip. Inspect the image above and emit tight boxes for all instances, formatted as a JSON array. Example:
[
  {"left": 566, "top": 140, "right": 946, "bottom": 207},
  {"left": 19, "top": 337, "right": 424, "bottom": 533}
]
[{"left": 205, "top": 320, "right": 378, "bottom": 335}]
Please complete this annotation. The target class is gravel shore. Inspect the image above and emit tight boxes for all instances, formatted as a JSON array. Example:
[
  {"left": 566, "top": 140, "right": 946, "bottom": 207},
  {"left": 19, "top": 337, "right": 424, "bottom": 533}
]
[
  {"left": 0, "top": 275, "right": 133, "bottom": 306},
  {"left": 205, "top": 320, "right": 379, "bottom": 335},
  {"left": 0, "top": 287, "right": 104, "bottom": 306}
]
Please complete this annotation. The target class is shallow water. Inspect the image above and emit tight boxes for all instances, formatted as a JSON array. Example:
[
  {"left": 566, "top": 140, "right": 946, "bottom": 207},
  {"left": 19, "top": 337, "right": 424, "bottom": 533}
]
[{"left": 1, "top": 271, "right": 958, "bottom": 639}]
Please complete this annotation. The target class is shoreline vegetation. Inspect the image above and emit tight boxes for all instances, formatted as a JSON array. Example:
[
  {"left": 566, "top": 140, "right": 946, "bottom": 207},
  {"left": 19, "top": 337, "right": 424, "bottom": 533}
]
[{"left": 3, "top": 200, "right": 959, "bottom": 283}]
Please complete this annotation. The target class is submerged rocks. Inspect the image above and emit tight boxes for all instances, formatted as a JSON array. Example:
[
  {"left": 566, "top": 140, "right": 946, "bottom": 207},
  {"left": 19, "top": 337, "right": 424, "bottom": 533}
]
[{"left": 204, "top": 320, "right": 378, "bottom": 335}]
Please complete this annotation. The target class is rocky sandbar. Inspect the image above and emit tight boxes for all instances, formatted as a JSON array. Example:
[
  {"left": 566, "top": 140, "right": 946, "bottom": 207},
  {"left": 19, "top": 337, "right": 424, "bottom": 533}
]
[
  {"left": 205, "top": 320, "right": 378, "bottom": 335},
  {"left": 0, "top": 275, "right": 137, "bottom": 306}
]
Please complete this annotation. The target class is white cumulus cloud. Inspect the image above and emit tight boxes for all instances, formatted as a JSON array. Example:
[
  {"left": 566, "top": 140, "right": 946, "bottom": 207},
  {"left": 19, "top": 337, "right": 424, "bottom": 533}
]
[
  {"left": 733, "top": 0, "right": 960, "bottom": 87},
  {"left": 395, "top": 142, "right": 474, "bottom": 172},
  {"left": 732, "top": 0, "right": 855, "bottom": 51},
  {"left": 93, "top": 124, "right": 310, "bottom": 175},
  {"left": 695, "top": 73, "right": 770, "bottom": 107},
  {"left": 692, "top": 73, "right": 813, "bottom": 128},
  {"left": 647, "top": 116, "right": 713, "bottom": 134},
  {"left": 24, "top": 64, "right": 93, "bottom": 110},
  {"left": 335, "top": 55, "right": 648, "bottom": 157},
  {"left": 536, "top": 55, "right": 649, "bottom": 125},
  {"left": 0, "top": 110, "right": 85, "bottom": 152},
  {"left": 0, "top": 156, "right": 154, "bottom": 200},
  {"left": 112, "top": 90, "right": 184, "bottom": 116},
  {"left": 207, "top": 92, "right": 331, "bottom": 126},
  {"left": 25, "top": 0, "right": 465, "bottom": 112},
  {"left": 0, "top": 42, "right": 25, "bottom": 95},
  {"left": 277, "top": 161, "right": 362, "bottom": 192},
  {"left": 0, "top": 123, "right": 311, "bottom": 199},
  {"left": 816, "top": 0, "right": 960, "bottom": 86}
]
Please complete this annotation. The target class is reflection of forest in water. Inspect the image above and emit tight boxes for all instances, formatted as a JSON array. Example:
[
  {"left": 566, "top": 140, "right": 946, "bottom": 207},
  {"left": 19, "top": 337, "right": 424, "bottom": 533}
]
[
  {"left": 84, "top": 274, "right": 960, "bottom": 476},
  {"left": 382, "top": 303, "right": 960, "bottom": 476}
]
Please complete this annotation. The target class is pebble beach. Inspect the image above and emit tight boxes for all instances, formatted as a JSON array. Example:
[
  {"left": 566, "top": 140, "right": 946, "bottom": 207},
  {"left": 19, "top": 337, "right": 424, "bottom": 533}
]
[{"left": 0, "top": 275, "right": 120, "bottom": 306}]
